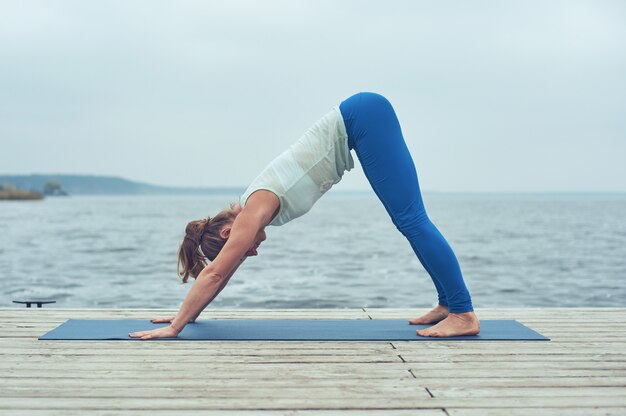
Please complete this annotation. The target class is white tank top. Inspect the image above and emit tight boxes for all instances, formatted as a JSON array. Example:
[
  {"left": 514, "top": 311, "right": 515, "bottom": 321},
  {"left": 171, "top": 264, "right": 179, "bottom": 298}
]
[{"left": 240, "top": 106, "right": 355, "bottom": 226}]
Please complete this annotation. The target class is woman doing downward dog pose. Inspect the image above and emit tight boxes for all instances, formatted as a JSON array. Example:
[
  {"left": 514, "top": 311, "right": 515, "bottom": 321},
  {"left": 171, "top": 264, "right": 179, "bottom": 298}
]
[{"left": 129, "top": 92, "right": 480, "bottom": 340}]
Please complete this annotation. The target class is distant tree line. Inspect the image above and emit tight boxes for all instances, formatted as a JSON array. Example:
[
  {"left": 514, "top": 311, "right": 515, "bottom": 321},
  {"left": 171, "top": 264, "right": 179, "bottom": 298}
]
[
  {"left": 0, "top": 174, "right": 244, "bottom": 195},
  {"left": 42, "top": 180, "right": 68, "bottom": 196},
  {"left": 0, "top": 180, "right": 68, "bottom": 200}
]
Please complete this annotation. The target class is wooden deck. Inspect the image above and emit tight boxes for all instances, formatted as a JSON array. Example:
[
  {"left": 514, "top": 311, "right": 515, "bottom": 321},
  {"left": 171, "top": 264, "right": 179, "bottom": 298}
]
[{"left": 1, "top": 307, "right": 625, "bottom": 415}]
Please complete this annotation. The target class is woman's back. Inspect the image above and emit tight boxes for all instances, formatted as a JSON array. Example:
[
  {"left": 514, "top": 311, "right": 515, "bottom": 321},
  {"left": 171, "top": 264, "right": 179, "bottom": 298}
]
[{"left": 239, "top": 106, "right": 354, "bottom": 226}]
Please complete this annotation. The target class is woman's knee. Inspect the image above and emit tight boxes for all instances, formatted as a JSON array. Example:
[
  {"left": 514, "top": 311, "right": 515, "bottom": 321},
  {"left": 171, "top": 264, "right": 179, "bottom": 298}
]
[{"left": 393, "top": 210, "right": 431, "bottom": 238}]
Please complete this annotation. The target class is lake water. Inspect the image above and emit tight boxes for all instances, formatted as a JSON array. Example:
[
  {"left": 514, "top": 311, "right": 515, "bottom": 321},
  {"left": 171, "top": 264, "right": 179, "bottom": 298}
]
[{"left": 1, "top": 192, "right": 625, "bottom": 309}]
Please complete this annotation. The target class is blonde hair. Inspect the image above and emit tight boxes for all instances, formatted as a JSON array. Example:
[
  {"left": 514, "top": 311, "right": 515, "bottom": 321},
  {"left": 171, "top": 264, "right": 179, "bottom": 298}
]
[{"left": 177, "top": 202, "right": 239, "bottom": 283}]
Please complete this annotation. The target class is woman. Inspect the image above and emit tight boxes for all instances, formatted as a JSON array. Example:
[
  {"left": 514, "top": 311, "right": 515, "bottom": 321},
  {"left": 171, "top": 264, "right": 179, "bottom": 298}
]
[{"left": 129, "top": 92, "right": 480, "bottom": 340}]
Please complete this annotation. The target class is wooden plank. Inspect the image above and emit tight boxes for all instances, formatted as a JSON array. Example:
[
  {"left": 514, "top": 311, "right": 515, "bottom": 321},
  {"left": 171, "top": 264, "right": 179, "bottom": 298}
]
[
  {"left": 0, "top": 354, "right": 401, "bottom": 363},
  {"left": 0, "top": 397, "right": 441, "bottom": 410},
  {"left": 448, "top": 409, "right": 625, "bottom": 416},
  {"left": 390, "top": 342, "right": 626, "bottom": 352},
  {"left": 406, "top": 368, "right": 625, "bottom": 378},
  {"left": 0, "top": 377, "right": 425, "bottom": 388},
  {"left": 5, "top": 350, "right": 623, "bottom": 364},
  {"left": 3, "top": 375, "right": 624, "bottom": 388},
  {"left": 9, "top": 382, "right": 624, "bottom": 401},
  {"left": 0, "top": 411, "right": 445, "bottom": 416},
  {"left": 0, "top": 347, "right": 396, "bottom": 356},
  {"left": 1, "top": 356, "right": 624, "bottom": 369},
  {"left": 398, "top": 353, "right": 626, "bottom": 362},
  {"left": 408, "top": 377, "right": 626, "bottom": 388},
  {"left": 406, "top": 361, "right": 626, "bottom": 370},
  {"left": 428, "top": 386, "right": 626, "bottom": 397},
  {"left": 0, "top": 383, "right": 431, "bottom": 399},
  {"left": 0, "top": 360, "right": 410, "bottom": 370},
  {"left": 0, "top": 396, "right": 624, "bottom": 410},
  {"left": 0, "top": 339, "right": 395, "bottom": 350},
  {"left": 0, "top": 363, "right": 415, "bottom": 379},
  {"left": 1, "top": 364, "right": 622, "bottom": 378},
  {"left": 0, "top": 339, "right": 623, "bottom": 353}
]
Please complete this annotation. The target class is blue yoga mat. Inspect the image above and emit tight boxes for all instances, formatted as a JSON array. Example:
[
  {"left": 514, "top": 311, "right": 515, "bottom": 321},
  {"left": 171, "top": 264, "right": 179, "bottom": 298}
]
[{"left": 39, "top": 319, "right": 549, "bottom": 341}]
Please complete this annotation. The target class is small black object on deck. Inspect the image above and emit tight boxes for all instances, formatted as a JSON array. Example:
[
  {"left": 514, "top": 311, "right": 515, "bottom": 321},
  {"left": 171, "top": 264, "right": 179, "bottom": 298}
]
[{"left": 13, "top": 300, "right": 56, "bottom": 308}]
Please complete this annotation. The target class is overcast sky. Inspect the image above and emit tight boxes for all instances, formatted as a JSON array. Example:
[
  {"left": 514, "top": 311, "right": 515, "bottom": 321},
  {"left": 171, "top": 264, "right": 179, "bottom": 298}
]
[{"left": 1, "top": 0, "right": 625, "bottom": 192}]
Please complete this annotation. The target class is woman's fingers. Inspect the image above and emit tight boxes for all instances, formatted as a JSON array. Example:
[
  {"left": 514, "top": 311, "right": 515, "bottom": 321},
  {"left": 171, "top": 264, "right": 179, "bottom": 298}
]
[
  {"left": 150, "top": 316, "right": 175, "bottom": 323},
  {"left": 129, "top": 329, "right": 157, "bottom": 338},
  {"left": 129, "top": 332, "right": 152, "bottom": 339},
  {"left": 129, "top": 326, "right": 179, "bottom": 340},
  {"left": 130, "top": 318, "right": 179, "bottom": 339}
]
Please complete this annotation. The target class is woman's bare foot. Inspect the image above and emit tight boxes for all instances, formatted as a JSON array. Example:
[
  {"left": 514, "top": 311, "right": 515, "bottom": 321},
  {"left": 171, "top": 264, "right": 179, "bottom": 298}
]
[
  {"left": 416, "top": 311, "right": 480, "bottom": 337},
  {"left": 408, "top": 305, "right": 449, "bottom": 325}
]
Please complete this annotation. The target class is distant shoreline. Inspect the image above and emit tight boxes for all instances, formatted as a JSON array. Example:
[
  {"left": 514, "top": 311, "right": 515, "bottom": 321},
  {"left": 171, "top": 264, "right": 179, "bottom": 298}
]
[
  {"left": 0, "top": 190, "right": 44, "bottom": 200},
  {"left": 13, "top": 191, "right": 626, "bottom": 201},
  {"left": 1, "top": 174, "right": 624, "bottom": 197},
  {"left": 0, "top": 174, "right": 244, "bottom": 196}
]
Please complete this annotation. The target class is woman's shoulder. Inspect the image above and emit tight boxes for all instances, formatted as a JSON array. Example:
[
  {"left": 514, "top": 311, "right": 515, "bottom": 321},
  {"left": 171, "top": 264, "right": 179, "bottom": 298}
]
[{"left": 242, "top": 189, "right": 281, "bottom": 226}]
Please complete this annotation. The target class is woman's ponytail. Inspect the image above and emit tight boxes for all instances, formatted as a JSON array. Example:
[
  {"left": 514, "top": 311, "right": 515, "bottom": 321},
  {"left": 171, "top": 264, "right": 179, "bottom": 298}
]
[{"left": 177, "top": 203, "right": 239, "bottom": 283}]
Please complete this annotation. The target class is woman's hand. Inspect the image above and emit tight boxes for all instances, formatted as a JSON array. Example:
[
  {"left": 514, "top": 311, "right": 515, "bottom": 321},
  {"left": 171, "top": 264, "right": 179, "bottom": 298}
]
[
  {"left": 150, "top": 316, "right": 176, "bottom": 323},
  {"left": 129, "top": 325, "right": 180, "bottom": 340},
  {"left": 150, "top": 316, "right": 196, "bottom": 324}
]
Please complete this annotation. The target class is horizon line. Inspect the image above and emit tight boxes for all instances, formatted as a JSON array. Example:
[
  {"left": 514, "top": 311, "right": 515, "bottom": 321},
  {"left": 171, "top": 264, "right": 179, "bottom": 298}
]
[{"left": 1, "top": 173, "right": 625, "bottom": 194}]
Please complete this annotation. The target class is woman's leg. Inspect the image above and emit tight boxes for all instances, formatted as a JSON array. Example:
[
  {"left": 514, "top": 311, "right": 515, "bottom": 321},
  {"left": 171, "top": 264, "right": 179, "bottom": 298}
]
[{"left": 339, "top": 92, "right": 474, "bottom": 315}]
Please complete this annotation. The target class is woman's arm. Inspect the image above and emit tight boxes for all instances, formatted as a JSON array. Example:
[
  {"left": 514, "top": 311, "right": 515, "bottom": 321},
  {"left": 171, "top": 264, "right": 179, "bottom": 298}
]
[
  {"left": 129, "top": 211, "right": 266, "bottom": 340},
  {"left": 169, "top": 212, "right": 265, "bottom": 331},
  {"left": 186, "top": 255, "right": 247, "bottom": 322},
  {"left": 129, "top": 191, "right": 278, "bottom": 340},
  {"left": 150, "top": 257, "right": 247, "bottom": 325}
]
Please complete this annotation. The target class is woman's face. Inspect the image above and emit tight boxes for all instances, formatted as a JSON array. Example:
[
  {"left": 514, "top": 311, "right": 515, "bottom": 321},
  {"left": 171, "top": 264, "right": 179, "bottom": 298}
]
[
  {"left": 245, "top": 227, "right": 266, "bottom": 257},
  {"left": 228, "top": 203, "right": 266, "bottom": 257},
  {"left": 220, "top": 223, "right": 266, "bottom": 257}
]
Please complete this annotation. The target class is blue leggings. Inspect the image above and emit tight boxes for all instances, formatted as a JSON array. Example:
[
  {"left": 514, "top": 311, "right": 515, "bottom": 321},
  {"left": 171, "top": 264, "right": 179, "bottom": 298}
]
[{"left": 339, "top": 92, "right": 474, "bottom": 313}]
